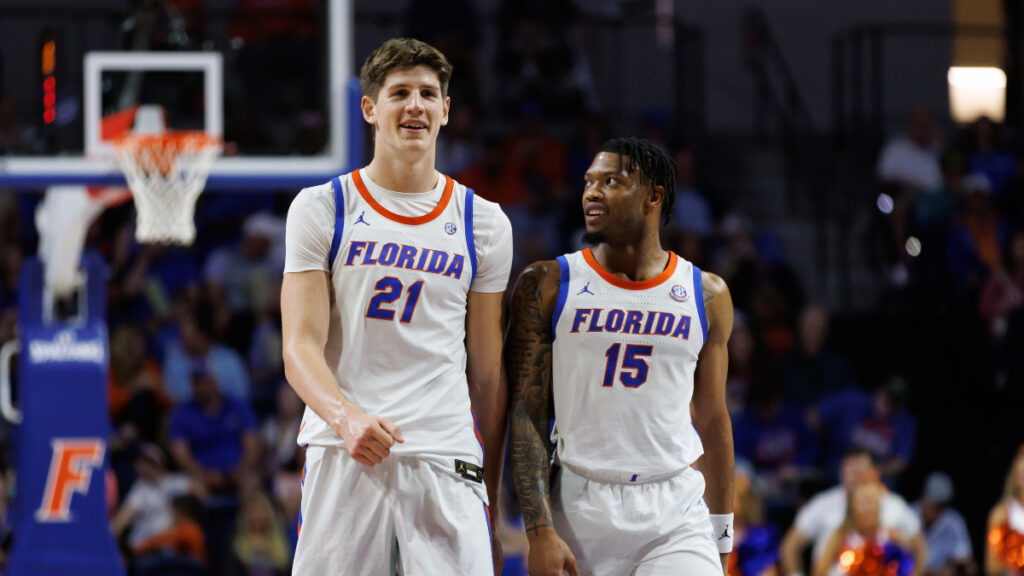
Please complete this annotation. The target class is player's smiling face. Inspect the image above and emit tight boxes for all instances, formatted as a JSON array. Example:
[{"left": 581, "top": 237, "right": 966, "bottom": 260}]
[
  {"left": 362, "top": 65, "right": 449, "bottom": 156},
  {"left": 581, "top": 152, "right": 650, "bottom": 244}
]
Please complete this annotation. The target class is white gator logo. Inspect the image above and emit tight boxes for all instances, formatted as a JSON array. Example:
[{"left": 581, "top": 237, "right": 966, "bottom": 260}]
[{"left": 28, "top": 331, "right": 104, "bottom": 364}]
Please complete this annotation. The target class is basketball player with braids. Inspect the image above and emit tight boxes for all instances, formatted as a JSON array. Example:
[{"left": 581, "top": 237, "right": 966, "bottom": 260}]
[
  {"left": 507, "top": 137, "right": 735, "bottom": 575},
  {"left": 282, "top": 38, "right": 512, "bottom": 574}
]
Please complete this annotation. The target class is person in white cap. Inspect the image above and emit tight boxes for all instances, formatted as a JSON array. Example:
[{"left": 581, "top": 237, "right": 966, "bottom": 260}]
[{"left": 914, "top": 472, "right": 975, "bottom": 576}]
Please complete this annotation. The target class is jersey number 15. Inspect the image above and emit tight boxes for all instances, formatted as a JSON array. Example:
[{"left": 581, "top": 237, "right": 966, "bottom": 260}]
[{"left": 603, "top": 343, "right": 653, "bottom": 388}]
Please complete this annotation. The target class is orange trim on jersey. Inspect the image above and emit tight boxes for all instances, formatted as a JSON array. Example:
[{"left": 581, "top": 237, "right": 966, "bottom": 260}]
[
  {"left": 582, "top": 248, "right": 678, "bottom": 290},
  {"left": 352, "top": 169, "right": 454, "bottom": 225}
]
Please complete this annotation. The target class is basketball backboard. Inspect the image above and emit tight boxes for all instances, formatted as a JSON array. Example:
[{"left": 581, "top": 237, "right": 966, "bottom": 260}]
[{"left": 0, "top": 0, "right": 358, "bottom": 191}]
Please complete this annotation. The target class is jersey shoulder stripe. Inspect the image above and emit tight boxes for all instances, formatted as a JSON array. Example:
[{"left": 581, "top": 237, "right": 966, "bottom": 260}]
[
  {"left": 552, "top": 254, "right": 571, "bottom": 338},
  {"left": 328, "top": 175, "right": 345, "bottom": 270},
  {"left": 463, "top": 188, "right": 477, "bottom": 282},
  {"left": 692, "top": 264, "right": 708, "bottom": 343}
]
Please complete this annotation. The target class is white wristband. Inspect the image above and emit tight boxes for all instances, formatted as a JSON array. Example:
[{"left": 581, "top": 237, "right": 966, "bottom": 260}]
[{"left": 709, "top": 513, "right": 734, "bottom": 554}]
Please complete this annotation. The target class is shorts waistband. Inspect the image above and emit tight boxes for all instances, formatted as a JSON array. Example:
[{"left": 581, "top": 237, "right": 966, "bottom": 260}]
[{"left": 560, "top": 461, "right": 690, "bottom": 484}]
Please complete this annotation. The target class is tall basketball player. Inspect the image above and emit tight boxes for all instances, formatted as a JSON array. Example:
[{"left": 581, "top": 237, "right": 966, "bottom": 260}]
[
  {"left": 282, "top": 38, "right": 512, "bottom": 574},
  {"left": 507, "top": 137, "right": 735, "bottom": 576}
]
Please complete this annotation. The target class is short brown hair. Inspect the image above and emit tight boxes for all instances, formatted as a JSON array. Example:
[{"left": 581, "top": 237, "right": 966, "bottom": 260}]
[{"left": 360, "top": 38, "right": 452, "bottom": 101}]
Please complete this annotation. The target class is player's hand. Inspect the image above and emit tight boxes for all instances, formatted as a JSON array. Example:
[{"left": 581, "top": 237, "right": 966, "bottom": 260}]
[
  {"left": 526, "top": 527, "right": 579, "bottom": 576},
  {"left": 336, "top": 409, "right": 404, "bottom": 466}
]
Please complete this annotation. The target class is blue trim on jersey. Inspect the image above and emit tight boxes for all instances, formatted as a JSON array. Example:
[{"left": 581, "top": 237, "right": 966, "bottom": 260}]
[
  {"left": 328, "top": 176, "right": 345, "bottom": 270},
  {"left": 464, "top": 188, "right": 478, "bottom": 284},
  {"left": 551, "top": 255, "right": 570, "bottom": 339},
  {"left": 692, "top": 265, "right": 709, "bottom": 343},
  {"left": 482, "top": 503, "right": 493, "bottom": 568}
]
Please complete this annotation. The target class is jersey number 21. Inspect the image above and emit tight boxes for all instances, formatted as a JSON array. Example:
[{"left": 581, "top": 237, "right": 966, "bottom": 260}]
[{"left": 366, "top": 277, "right": 424, "bottom": 323}]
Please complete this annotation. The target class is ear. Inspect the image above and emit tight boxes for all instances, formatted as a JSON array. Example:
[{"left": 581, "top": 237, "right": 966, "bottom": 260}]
[
  {"left": 440, "top": 96, "right": 451, "bottom": 127},
  {"left": 648, "top": 184, "right": 666, "bottom": 213},
  {"left": 361, "top": 95, "right": 376, "bottom": 126}
]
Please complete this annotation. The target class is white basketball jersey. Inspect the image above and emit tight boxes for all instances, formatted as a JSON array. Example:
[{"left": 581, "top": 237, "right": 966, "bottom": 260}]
[
  {"left": 552, "top": 249, "right": 707, "bottom": 479},
  {"left": 297, "top": 169, "right": 484, "bottom": 466}
]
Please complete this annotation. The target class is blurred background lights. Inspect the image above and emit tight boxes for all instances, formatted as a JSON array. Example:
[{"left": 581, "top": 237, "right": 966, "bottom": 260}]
[
  {"left": 876, "top": 193, "right": 894, "bottom": 214},
  {"left": 905, "top": 236, "right": 922, "bottom": 257},
  {"left": 948, "top": 66, "right": 1006, "bottom": 123}
]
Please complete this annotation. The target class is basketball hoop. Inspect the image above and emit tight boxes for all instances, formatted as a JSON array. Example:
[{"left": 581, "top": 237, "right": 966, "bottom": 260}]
[{"left": 113, "top": 131, "right": 221, "bottom": 245}]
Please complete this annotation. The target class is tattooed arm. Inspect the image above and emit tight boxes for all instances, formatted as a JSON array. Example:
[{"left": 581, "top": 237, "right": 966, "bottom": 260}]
[
  {"left": 506, "top": 262, "right": 580, "bottom": 576},
  {"left": 691, "top": 271, "right": 735, "bottom": 575}
]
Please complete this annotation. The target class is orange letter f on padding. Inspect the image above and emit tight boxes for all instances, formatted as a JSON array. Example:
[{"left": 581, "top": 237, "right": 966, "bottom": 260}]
[{"left": 35, "top": 438, "right": 106, "bottom": 523}]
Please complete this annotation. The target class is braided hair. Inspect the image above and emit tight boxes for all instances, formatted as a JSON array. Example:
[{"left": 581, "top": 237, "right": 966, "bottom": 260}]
[{"left": 598, "top": 137, "right": 677, "bottom": 225}]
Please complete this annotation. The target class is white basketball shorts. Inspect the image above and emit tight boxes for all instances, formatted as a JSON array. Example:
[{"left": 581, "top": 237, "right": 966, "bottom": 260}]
[
  {"left": 552, "top": 465, "right": 722, "bottom": 576},
  {"left": 293, "top": 446, "right": 494, "bottom": 575}
]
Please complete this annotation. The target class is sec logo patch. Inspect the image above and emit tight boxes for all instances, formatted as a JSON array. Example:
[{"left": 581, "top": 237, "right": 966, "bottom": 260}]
[{"left": 670, "top": 285, "right": 688, "bottom": 302}]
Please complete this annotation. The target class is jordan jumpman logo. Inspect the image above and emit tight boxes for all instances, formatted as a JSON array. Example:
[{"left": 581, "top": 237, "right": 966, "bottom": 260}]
[
  {"left": 577, "top": 282, "right": 595, "bottom": 296},
  {"left": 354, "top": 211, "right": 370, "bottom": 226}
]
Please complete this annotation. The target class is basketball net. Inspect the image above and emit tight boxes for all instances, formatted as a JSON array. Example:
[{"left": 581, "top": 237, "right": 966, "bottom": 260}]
[
  {"left": 112, "top": 106, "right": 221, "bottom": 245},
  {"left": 35, "top": 105, "right": 219, "bottom": 300}
]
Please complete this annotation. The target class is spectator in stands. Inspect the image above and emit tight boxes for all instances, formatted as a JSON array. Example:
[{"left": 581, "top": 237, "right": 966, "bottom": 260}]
[
  {"left": 108, "top": 325, "right": 170, "bottom": 488},
  {"left": 230, "top": 491, "right": 291, "bottom": 576},
  {"left": 732, "top": 379, "right": 817, "bottom": 516},
  {"left": 914, "top": 472, "right": 975, "bottom": 576},
  {"left": 203, "top": 212, "right": 285, "bottom": 316},
  {"left": 879, "top": 107, "right": 944, "bottom": 194},
  {"left": 261, "top": 384, "right": 303, "bottom": 478},
  {"left": 815, "top": 377, "right": 917, "bottom": 486},
  {"left": 435, "top": 105, "right": 481, "bottom": 177},
  {"left": 730, "top": 460, "right": 781, "bottom": 576},
  {"left": 169, "top": 365, "right": 261, "bottom": 574},
  {"left": 163, "top": 300, "right": 251, "bottom": 402},
  {"left": 457, "top": 132, "right": 525, "bottom": 209},
  {"left": 111, "top": 444, "right": 193, "bottom": 551},
  {"left": 107, "top": 242, "right": 201, "bottom": 329},
  {"left": 979, "top": 229, "right": 1024, "bottom": 341},
  {"left": 967, "top": 117, "right": 1016, "bottom": 198},
  {"left": 986, "top": 446, "right": 1024, "bottom": 576},
  {"left": 780, "top": 448, "right": 921, "bottom": 576},
  {"left": 813, "top": 480, "right": 925, "bottom": 576},
  {"left": 247, "top": 284, "right": 284, "bottom": 414},
  {"left": 877, "top": 107, "right": 945, "bottom": 287},
  {"left": 494, "top": 0, "right": 593, "bottom": 117},
  {"left": 168, "top": 366, "right": 260, "bottom": 499},
  {"left": 131, "top": 494, "right": 207, "bottom": 574},
  {"left": 726, "top": 311, "right": 757, "bottom": 415},
  {"left": 670, "top": 147, "right": 714, "bottom": 239},
  {"left": 780, "top": 304, "right": 857, "bottom": 407},
  {"left": 948, "top": 174, "right": 1012, "bottom": 303}
]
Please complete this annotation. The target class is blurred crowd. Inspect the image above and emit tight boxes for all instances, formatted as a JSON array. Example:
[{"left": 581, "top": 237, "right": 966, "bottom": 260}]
[{"left": 0, "top": 0, "right": 1023, "bottom": 575}]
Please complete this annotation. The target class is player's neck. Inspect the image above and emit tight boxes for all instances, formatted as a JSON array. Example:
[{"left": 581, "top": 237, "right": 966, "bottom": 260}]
[
  {"left": 364, "top": 149, "right": 438, "bottom": 193},
  {"left": 591, "top": 231, "right": 669, "bottom": 283}
]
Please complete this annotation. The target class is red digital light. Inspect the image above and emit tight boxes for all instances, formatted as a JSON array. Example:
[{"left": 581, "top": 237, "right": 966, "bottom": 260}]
[
  {"left": 44, "top": 77, "right": 55, "bottom": 91},
  {"left": 44, "top": 93, "right": 56, "bottom": 108},
  {"left": 44, "top": 109, "right": 56, "bottom": 124}
]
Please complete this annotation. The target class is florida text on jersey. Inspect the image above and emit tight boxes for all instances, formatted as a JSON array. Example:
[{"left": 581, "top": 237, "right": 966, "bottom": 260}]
[
  {"left": 296, "top": 170, "right": 486, "bottom": 467},
  {"left": 551, "top": 249, "right": 708, "bottom": 480}
]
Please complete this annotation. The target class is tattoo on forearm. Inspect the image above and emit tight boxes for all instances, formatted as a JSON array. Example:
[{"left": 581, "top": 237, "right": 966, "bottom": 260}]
[
  {"left": 506, "top": 271, "right": 556, "bottom": 533},
  {"left": 525, "top": 522, "right": 552, "bottom": 536}
]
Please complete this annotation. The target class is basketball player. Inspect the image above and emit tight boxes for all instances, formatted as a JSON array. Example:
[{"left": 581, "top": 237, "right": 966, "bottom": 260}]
[
  {"left": 281, "top": 38, "right": 512, "bottom": 574},
  {"left": 507, "top": 137, "right": 735, "bottom": 576}
]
